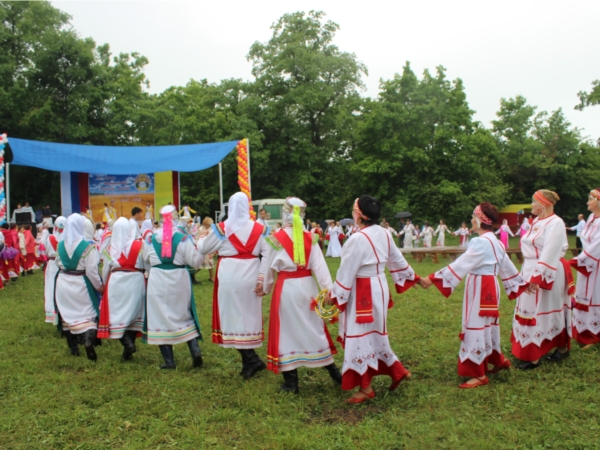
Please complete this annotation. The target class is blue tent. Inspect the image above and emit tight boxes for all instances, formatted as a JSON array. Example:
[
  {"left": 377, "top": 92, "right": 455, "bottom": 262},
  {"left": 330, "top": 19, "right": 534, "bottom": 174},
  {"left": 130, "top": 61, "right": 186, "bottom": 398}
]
[{"left": 8, "top": 138, "right": 239, "bottom": 174}]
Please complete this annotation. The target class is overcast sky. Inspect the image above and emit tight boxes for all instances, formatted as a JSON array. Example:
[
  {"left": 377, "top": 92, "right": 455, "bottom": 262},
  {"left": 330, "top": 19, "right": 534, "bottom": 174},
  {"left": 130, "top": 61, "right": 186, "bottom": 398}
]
[{"left": 53, "top": 0, "right": 600, "bottom": 142}]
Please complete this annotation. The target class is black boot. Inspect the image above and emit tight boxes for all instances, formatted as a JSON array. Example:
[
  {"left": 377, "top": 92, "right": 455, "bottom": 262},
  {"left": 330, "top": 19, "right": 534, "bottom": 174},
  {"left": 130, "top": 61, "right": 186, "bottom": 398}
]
[
  {"left": 238, "top": 349, "right": 248, "bottom": 375},
  {"left": 83, "top": 328, "right": 98, "bottom": 362},
  {"left": 159, "top": 345, "right": 176, "bottom": 369},
  {"left": 64, "top": 331, "right": 80, "bottom": 356},
  {"left": 546, "top": 349, "right": 570, "bottom": 362},
  {"left": 323, "top": 363, "right": 342, "bottom": 385},
  {"left": 187, "top": 338, "right": 203, "bottom": 368},
  {"left": 120, "top": 330, "right": 137, "bottom": 361},
  {"left": 281, "top": 369, "right": 299, "bottom": 394},
  {"left": 241, "top": 349, "right": 266, "bottom": 380}
]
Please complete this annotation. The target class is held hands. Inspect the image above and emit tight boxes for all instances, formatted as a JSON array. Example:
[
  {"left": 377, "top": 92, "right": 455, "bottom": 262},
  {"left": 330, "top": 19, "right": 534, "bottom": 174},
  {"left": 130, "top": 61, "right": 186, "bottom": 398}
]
[
  {"left": 197, "top": 228, "right": 209, "bottom": 238},
  {"left": 254, "top": 282, "right": 266, "bottom": 296},
  {"left": 525, "top": 283, "right": 539, "bottom": 295},
  {"left": 323, "top": 291, "right": 334, "bottom": 305},
  {"left": 418, "top": 277, "right": 433, "bottom": 289}
]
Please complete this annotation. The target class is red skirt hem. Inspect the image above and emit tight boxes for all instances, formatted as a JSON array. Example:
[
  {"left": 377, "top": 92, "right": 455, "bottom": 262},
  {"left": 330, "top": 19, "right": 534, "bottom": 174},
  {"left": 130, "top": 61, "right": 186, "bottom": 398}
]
[
  {"left": 511, "top": 329, "right": 570, "bottom": 361},
  {"left": 341, "top": 359, "right": 409, "bottom": 391},
  {"left": 458, "top": 350, "right": 507, "bottom": 378},
  {"left": 572, "top": 327, "right": 600, "bottom": 346}
]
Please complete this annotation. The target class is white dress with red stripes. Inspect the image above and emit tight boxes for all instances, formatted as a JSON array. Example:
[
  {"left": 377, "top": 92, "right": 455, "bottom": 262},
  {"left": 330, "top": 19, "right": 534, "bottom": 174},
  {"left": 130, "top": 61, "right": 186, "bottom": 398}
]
[
  {"left": 512, "top": 214, "right": 572, "bottom": 361},
  {"left": 42, "top": 234, "right": 59, "bottom": 323},
  {"left": 197, "top": 221, "right": 269, "bottom": 349},
  {"left": 260, "top": 228, "right": 336, "bottom": 373},
  {"left": 98, "top": 240, "right": 147, "bottom": 339},
  {"left": 430, "top": 233, "right": 527, "bottom": 376},
  {"left": 454, "top": 227, "right": 470, "bottom": 247},
  {"left": 571, "top": 213, "right": 600, "bottom": 345},
  {"left": 331, "top": 225, "right": 418, "bottom": 390}
]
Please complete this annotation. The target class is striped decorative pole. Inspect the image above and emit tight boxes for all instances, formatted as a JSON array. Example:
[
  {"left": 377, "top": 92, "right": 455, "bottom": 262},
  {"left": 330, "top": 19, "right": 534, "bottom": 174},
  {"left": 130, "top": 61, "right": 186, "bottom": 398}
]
[
  {"left": 0, "top": 134, "right": 7, "bottom": 224},
  {"left": 236, "top": 139, "right": 256, "bottom": 220}
]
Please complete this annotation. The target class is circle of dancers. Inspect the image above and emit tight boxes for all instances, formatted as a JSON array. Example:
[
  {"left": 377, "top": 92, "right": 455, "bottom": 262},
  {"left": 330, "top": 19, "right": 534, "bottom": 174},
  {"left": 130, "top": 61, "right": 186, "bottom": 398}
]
[{"left": 37, "top": 188, "right": 599, "bottom": 404}]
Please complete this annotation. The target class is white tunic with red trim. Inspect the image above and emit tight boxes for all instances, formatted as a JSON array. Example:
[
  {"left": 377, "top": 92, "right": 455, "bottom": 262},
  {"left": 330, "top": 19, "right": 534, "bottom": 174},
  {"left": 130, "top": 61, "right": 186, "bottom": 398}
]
[
  {"left": 99, "top": 240, "right": 147, "bottom": 339},
  {"left": 431, "top": 233, "right": 527, "bottom": 366},
  {"left": 197, "top": 221, "right": 269, "bottom": 349},
  {"left": 331, "top": 225, "right": 419, "bottom": 378},
  {"left": 42, "top": 234, "right": 59, "bottom": 323},
  {"left": 571, "top": 214, "right": 600, "bottom": 338},
  {"left": 143, "top": 231, "right": 204, "bottom": 345},
  {"left": 512, "top": 214, "right": 571, "bottom": 350},
  {"left": 260, "top": 227, "right": 335, "bottom": 372},
  {"left": 454, "top": 227, "right": 470, "bottom": 247}
]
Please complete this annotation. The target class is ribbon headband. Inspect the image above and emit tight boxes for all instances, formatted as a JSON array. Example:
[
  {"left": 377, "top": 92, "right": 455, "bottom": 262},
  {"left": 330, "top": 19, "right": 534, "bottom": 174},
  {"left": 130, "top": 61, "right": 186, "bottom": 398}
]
[
  {"left": 590, "top": 189, "right": 600, "bottom": 200},
  {"left": 353, "top": 198, "right": 369, "bottom": 220},
  {"left": 473, "top": 205, "right": 492, "bottom": 225},
  {"left": 533, "top": 191, "right": 553, "bottom": 207}
]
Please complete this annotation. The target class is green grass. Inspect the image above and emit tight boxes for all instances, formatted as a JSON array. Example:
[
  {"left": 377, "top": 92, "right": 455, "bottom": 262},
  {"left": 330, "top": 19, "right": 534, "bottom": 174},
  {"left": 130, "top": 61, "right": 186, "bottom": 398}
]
[{"left": 1, "top": 235, "right": 596, "bottom": 449}]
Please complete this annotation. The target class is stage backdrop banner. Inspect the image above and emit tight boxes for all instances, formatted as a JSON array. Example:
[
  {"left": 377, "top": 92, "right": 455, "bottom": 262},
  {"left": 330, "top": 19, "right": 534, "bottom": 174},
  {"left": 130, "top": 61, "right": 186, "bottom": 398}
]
[{"left": 60, "top": 171, "right": 179, "bottom": 221}]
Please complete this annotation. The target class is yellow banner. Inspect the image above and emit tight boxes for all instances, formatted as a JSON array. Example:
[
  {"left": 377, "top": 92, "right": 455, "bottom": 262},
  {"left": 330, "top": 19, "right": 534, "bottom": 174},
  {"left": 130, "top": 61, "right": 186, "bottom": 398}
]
[{"left": 154, "top": 171, "right": 173, "bottom": 221}]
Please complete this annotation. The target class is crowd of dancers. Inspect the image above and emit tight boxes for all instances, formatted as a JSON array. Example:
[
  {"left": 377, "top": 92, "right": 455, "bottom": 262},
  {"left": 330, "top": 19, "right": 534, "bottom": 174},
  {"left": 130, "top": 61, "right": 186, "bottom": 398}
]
[{"left": 28, "top": 188, "right": 600, "bottom": 404}]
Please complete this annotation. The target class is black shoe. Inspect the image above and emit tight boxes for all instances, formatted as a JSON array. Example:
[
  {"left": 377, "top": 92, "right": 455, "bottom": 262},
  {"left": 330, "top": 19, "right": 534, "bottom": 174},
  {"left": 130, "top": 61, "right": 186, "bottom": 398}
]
[
  {"left": 27, "top": 270, "right": 33, "bottom": 275},
  {"left": 83, "top": 329, "right": 98, "bottom": 362},
  {"left": 238, "top": 349, "right": 248, "bottom": 375},
  {"left": 517, "top": 360, "right": 541, "bottom": 370},
  {"left": 159, "top": 345, "right": 176, "bottom": 369},
  {"left": 281, "top": 369, "right": 299, "bottom": 394},
  {"left": 21, "top": 271, "right": 26, "bottom": 277},
  {"left": 11, "top": 278, "right": 17, "bottom": 282},
  {"left": 323, "top": 363, "right": 342, "bottom": 385},
  {"left": 120, "top": 330, "right": 137, "bottom": 361},
  {"left": 64, "top": 331, "right": 80, "bottom": 356},
  {"left": 240, "top": 349, "right": 266, "bottom": 380},
  {"left": 546, "top": 349, "right": 570, "bottom": 362},
  {"left": 187, "top": 338, "right": 203, "bottom": 368}
]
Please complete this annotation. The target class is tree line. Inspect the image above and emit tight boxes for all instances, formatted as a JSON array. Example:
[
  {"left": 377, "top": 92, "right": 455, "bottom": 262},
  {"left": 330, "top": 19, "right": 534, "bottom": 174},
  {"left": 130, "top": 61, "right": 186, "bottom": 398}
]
[{"left": 2, "top": 2, "right": 599, "bottom": 226}]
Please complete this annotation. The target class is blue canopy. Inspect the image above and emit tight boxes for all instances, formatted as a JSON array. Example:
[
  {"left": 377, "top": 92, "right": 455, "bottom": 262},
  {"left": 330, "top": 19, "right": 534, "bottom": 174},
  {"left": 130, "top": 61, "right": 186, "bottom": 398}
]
[{"left": 9, "top": 138, "right": 239, "bottom": 174}]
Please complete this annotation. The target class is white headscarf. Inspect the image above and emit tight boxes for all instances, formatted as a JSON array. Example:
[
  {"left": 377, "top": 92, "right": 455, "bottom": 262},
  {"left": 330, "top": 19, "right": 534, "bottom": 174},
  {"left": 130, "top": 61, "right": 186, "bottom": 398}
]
[
  {"left": 64, "top": 214, "right": 84, "bottom": 257},
  {"left": 110, "top": 217, "right": 134, "bottom": 260},
  {"left": 225, "top": 192, "right": 250, "bottom": 237},
  {"left": 54, "top": 216, "right": 67, "bottom": 242},
  {"left": 282, "top": 197, "right": 306, "bottom": 225},
  {"left": 83, "top": 217, "right": 94, "bottom": 241},
  {"left": 141, "top": 219, "right": 153, "bottom": 240}
]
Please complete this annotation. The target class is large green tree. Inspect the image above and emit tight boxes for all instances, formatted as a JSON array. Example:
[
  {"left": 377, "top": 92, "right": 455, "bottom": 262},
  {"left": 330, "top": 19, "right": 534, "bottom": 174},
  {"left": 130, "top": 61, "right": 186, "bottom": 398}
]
[{"left": 352, "top": 63, "right": 509, "bottom": 226}]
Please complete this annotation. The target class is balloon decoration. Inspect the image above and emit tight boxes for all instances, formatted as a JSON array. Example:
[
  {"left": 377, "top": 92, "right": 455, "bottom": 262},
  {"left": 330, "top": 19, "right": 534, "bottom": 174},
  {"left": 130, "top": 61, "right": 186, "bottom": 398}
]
[
  {"left": 236, "top": 139, "right": 256, "bottom": 220},
  {"left": 0, "top": 133, "right": 7, "bottom": 225}
]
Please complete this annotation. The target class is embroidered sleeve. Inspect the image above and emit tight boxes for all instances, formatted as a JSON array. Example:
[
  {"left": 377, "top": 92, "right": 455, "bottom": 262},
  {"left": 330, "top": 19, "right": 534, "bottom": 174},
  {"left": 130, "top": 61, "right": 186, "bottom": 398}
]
[
  {"left": 387, "top": 242, "right": 420, "bottom": 293},
  {"left": 264, "top": 235, "right": 284, "bottom": 251},
  {"left": 261, "top": 225, "right": 271, "bottom": 237},
  {"left": 498, "top": 253, "right": 528, "bottom": 300},
  {"left": 430, "top": 239, "right": 485, "bottom": 298},
  {"left": 530, "top": 219, "right": 567, "bottom": 289},
  {"left": 210, "top": 223, "right": 226, "bottom": 241}
]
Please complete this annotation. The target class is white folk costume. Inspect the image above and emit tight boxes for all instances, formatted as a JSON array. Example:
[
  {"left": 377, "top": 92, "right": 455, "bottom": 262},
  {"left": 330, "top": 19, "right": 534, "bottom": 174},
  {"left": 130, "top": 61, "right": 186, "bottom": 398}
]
[
  {"left": 54, "top": 214, "right": 104, "bottom": 360},
  {"left": 42, "top": 216, "right": 66, "bottom": 324},
  {"left": 512, "top": 212, "right": 573, "bottom": 361},
  {"left": 399, "top": 223, "right": 415, "bottom": 248},
  {"left": 454, "top": 226, "right": 470, "bottom": 247},
  {"left": 421, "top": 225, "right": 434, "bottom": 247},
  {"left": 129, "top": 217, "right": 141, "bottom": 239},
  {"left": 259, "top": 197, "right": 341, "bottom": 392},
  {"left": 99, "top": 220, "right": 114, "bottom": 263},
  {"left": 519, "top": 220, "right": 531, "bottom": 239},
  {"left": 332, "top": 216, "right": 419, "bottom": 391},
  {"left": 197, "top": 192, "right": 269, "bottom": 378},
  {"left": 326, "top": 225, "right": 343, "bottom": 257},
  {"left": 141, "top": 219, "right": 154, "bottom": 243},
  {"left": 430, "top": 210, "right": 527, "bottom": 379},
  {"left": 98, "top": 218, "right": 147, "bottom": 360},
  {"left": 570, "top": 206, "right": 600, "bottom": 346},
  {"left": 143, "top": 205, "right": 204, "bottom": 369},
  {"left": 435, "top": 224, "right": 451, "bottom": 246}
]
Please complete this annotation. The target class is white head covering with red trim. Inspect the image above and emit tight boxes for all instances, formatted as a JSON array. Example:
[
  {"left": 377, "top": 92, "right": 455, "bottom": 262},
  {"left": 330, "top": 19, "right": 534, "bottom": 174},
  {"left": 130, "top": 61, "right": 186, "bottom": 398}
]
[
  {"left": 224, "top": 192, "right": 250, "bottom": 238},
  {"left": 110, "top": 217, "right": 134, "bottom": 260}
]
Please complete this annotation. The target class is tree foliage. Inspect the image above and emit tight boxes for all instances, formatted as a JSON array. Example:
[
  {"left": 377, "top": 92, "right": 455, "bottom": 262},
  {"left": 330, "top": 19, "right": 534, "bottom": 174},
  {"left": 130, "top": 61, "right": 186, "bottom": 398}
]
[{"left": 3, "top": 2, "right": 600, "bottom": 226}]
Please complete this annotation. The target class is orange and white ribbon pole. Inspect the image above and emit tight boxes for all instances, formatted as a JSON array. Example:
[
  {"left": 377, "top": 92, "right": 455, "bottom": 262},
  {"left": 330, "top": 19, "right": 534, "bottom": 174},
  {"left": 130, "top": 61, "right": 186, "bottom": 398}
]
[{"left": 236, "top": 138, "right": 256, "bottom": 220}]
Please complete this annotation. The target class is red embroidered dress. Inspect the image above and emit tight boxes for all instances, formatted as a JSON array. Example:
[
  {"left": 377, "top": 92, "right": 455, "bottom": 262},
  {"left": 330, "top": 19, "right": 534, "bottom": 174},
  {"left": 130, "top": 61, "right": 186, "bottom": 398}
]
[{"left": 331, "top": 225, "right": 419, "bottom": 390}]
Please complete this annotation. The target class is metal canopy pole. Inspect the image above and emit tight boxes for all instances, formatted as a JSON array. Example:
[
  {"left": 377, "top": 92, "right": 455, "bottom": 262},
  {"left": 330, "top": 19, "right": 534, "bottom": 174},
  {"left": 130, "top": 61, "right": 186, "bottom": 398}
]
[{"left": 218, "top": 162, "right": 224, "bottom": 219}]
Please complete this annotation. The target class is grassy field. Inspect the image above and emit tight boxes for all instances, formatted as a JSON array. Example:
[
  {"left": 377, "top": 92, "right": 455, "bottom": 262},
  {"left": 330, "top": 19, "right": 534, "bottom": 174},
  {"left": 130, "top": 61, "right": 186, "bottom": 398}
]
[{"left": 2, "top": 235, "right": 597, "bottom": 449}]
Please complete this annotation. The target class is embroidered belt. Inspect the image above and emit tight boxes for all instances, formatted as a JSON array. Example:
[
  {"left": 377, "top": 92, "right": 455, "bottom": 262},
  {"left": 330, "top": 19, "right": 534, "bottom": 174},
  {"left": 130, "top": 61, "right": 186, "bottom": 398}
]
[
  {"left": 48, "top": 257, "right": 56, "bottom": 260},
  {"left": 277, "top": 269, "right": 312, "bottom": 280},
  {"left": 112, "top": 267, "right": 144, "bottom": 273},
  {"left": 221, "top": 254, "right": 257, "bottom": 260}
]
